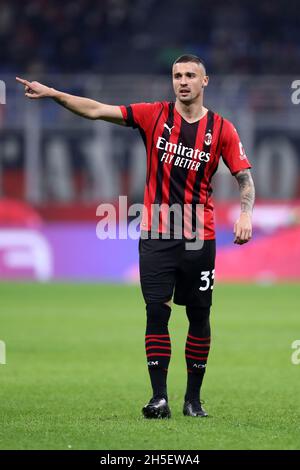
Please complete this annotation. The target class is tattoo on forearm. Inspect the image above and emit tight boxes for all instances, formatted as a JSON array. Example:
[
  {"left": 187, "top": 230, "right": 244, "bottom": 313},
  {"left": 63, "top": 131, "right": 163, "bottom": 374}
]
[{"left": 235, "top": 169, "right": 255, "bottom": 213}]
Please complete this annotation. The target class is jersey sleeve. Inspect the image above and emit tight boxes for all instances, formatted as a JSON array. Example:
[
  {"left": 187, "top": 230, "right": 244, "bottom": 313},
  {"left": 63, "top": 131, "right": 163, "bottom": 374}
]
[
  {"left": 220, "top": 119, "right": 252, "bottom": 174},
  {"left": 120, "top": 102, "right": 162, "bottom": 131}
]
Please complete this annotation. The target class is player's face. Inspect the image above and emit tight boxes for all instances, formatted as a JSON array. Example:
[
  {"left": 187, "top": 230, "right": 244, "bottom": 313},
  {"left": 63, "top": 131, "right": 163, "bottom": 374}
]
[{"left": 172, "top": 62, "right": 208, "bottom": 103}]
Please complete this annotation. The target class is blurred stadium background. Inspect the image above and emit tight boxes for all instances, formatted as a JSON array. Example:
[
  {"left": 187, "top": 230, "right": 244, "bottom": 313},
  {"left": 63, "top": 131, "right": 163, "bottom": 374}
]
[
  {"left": 1, "top": 0, "right": 300, "bottom": 450},
  {"left": 0, "top": 0, "right": 300, "bottom": 282}
]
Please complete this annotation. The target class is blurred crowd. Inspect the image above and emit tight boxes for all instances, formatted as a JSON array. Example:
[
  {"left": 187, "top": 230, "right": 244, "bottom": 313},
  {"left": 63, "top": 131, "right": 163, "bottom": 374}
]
[{"left": 0, "top": 0, "right": 299, "bottom": 75}]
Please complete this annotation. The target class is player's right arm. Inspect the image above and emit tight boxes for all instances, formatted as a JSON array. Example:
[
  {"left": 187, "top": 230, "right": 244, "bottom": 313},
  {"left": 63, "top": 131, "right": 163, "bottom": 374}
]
[{"left": 15, "top": 77, "right": 126, "bottom": 125}]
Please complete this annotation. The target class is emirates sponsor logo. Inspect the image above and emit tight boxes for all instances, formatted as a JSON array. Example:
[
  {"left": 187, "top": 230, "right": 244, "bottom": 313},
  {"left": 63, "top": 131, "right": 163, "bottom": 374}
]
[
  {"left": 156, "top": 137, "right": 210, "bottom": 172},
  {"left": 157, "top": 137, "right": 210, "bottom": 162}
]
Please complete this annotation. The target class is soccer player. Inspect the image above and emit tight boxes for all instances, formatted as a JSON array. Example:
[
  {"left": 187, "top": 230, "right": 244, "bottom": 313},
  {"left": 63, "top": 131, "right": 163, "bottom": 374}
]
[{"left": 16, "top": 54, "right": 255, "bottom": 419}]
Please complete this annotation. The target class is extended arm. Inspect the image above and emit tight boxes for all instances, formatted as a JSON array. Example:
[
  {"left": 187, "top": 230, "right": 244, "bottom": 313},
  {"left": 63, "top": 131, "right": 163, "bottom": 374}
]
[
  {"left": 233, "top": 169, "right": 255, "bottom": 244},
  {"left": 16, "top": 77, "right": 126, "bottom": 125}
]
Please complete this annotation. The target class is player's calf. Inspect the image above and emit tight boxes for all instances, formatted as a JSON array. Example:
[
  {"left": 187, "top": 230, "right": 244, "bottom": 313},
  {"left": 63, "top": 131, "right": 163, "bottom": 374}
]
[
  {"left": 184, "top": 306, "right": 211, "bottom": 410},
  {"left": 142, "top": 303, "right": 172, "bottom": 418}
]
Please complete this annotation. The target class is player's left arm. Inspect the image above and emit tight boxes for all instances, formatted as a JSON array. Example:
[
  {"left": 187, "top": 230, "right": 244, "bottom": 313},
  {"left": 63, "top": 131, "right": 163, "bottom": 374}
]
[{"left": 233, "top": 169, "right": 255, "bottom": 244}]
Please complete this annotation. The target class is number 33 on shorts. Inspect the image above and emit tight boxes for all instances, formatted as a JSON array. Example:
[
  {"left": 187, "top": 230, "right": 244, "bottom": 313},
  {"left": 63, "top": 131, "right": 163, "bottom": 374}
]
[{"left": 199, "top": 269, "right": 215, "bottom": 291}]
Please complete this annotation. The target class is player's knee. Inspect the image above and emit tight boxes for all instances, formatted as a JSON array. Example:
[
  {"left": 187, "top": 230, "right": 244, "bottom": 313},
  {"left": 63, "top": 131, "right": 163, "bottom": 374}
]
[{"left": 146, "top": 302, "right": 171, "bottom": 327}]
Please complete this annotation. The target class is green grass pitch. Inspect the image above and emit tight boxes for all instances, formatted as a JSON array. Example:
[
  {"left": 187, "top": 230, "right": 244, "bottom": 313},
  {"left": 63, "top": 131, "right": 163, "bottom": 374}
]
[{"left": 0, "top": 282, "right": 299, "bottom": 450}]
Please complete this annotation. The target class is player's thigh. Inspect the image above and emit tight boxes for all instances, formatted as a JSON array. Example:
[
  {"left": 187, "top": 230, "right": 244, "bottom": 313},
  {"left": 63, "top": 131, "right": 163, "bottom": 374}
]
[
  {"left": 139, "top": 238, "right": 183, "bottom": 304},
  {"left": 174, "top": 239, "right": 216, "bottom": 307}
]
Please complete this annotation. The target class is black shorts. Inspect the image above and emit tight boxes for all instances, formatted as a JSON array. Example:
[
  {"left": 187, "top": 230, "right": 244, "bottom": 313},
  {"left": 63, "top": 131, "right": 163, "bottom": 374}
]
[{"left": 139, "top": 237, "right": 216, "bottom": 308}]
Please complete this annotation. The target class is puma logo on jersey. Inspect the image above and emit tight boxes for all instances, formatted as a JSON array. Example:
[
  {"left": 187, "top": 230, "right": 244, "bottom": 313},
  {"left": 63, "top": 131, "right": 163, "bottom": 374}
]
[{"left": 164, "top": 123, "right": 175, "bottom": 135}]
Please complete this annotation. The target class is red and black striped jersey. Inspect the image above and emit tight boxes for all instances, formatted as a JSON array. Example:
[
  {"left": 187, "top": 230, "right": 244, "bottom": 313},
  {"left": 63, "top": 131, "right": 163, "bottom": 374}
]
[{"left": 120, "top": 101, "right": 251, "bottom": 240}]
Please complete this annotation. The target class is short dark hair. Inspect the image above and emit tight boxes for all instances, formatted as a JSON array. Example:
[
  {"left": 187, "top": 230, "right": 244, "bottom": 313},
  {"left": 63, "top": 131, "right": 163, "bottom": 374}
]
[{"left": 173, "top": 54, "right": 207, "bottom": 74}]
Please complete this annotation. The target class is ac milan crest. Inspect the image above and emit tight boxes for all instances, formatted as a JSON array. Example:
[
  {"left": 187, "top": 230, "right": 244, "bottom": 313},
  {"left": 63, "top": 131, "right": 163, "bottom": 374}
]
[{"left": 204, "top": 131, "right": 212, "bottom": 146}]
